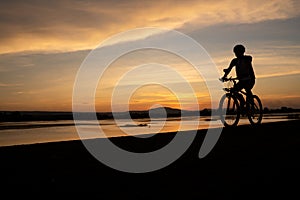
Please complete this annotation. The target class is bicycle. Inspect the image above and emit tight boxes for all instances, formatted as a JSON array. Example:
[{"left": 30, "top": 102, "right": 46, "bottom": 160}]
[{"left": 218, "top": 77, "right": 263, "bottom": 127}]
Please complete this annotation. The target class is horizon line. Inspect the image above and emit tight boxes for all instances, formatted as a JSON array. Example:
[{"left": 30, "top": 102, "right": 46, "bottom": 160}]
[{"left": 1, "top": 106, "right": 300, "bottom": 113}]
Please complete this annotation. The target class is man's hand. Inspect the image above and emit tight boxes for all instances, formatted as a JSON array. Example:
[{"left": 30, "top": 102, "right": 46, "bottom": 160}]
[
  {"left": 219, "top": 76, "right": 228, "bottom": 82},
  {"left": 223, "top": 68, "right": 230, "bottom": 74}
]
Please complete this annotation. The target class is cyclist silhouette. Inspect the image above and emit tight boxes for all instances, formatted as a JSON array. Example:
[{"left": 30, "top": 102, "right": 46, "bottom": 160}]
[{"left": 221, "top": 44, "right": 256, "bottom": 113}]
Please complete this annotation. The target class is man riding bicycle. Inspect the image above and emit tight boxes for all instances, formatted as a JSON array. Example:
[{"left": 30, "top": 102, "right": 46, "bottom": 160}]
[{"left": 221, "top": 44, "right": 256, "bottom": 113}]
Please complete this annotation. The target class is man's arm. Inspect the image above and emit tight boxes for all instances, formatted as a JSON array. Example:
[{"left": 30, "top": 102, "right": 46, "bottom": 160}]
[{"left": 222, "top": 59, "right": 236, "bottom": 79}]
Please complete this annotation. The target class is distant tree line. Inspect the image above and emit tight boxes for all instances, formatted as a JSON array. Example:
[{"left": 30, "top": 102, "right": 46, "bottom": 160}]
[
  {"left": 0, "top": 107, "right": 299, "bottom": 122},
  {"left": 262, "top": 106, "right": 300, "bottom": 114},
  {"left": 0, "top": 111, "right": 74, "bottom": 122}
]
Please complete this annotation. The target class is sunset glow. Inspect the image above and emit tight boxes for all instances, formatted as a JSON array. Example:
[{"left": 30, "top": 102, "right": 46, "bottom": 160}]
[{"left": 0, "top": 0, "right": 300, "bottom": 111}]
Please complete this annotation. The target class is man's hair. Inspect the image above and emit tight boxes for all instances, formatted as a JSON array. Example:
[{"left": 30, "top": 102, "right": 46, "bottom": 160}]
[{"left": 233, "top": 44, "right": 245, "bottom": 53}]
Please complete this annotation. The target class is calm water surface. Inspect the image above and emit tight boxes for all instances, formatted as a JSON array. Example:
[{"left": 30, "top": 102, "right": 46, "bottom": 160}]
[{"left": 0, "top": 114, "right": 295, "bottom": 147}]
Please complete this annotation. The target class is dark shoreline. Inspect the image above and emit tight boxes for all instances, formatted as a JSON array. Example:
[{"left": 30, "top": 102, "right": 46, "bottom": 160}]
[
  {"left": 0, "top": 113, "right": 298, "bottom": 131},
  {"left": 0, "top": 120, "right": 299, "bottom": 197},
  {"left": 1, "top": 107, "right": 299, "bottom": 122}
]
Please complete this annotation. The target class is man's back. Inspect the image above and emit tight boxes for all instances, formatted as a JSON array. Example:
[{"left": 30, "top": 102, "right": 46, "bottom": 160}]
[{"left": 231, "top": 55, "right": 255, "bottom": 80}]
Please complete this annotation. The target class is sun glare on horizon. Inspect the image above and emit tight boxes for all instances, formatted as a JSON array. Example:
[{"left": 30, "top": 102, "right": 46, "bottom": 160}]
[{"left": 0, "top": 0, "right": 299, "bottom": 111}]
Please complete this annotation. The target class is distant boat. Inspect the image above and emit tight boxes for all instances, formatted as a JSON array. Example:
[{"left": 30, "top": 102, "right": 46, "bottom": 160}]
[
  {"left": 137, "top": 123, "right": 148, "bottom": 127},
  {"left": 120, "top": 123, "right": 148, "bottom": 128}
]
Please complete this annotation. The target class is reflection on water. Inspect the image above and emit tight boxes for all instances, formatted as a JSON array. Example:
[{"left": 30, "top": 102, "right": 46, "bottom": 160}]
[{"left": 0, "top": 114, "right": 296, "bottom": 147}]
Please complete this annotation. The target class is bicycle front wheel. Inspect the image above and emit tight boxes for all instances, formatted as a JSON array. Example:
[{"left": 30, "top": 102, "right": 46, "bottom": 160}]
[
  {"left": 247, "top": 95, "right": 263, "bottom": 126},
  {"left": 219, "top": 93, "right": 240, "bottom": 127}
]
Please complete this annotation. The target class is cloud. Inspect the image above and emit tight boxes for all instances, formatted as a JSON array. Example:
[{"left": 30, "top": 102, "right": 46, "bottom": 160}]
[
  {"left": 181, "top": 0, "right": 299, "bottom": 30},
  {"left": 1, "top": 0, "right": 300, "bottom": 111},
  {"left": 0, "top": 0, "right": 299, "bottom": 53},
  {"left": 0, "top": 83, "right": 23, "bottom": 87}
]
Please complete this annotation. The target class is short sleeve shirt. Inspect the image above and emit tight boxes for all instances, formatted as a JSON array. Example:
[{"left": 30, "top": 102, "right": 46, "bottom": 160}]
[{"left": 230, "top": 55, "right": 255, "bottom": 80}]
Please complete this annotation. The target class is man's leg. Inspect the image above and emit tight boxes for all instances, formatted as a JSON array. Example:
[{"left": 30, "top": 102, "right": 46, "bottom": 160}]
[
  {"left": 245, "top": 79, "right": 255, "bottom": 104},
  {"left": 245, "top": 89, "right": 253, "bottom": 105},
  {"left": 234, "top": 82, "right": 246, "bottom": 114}
]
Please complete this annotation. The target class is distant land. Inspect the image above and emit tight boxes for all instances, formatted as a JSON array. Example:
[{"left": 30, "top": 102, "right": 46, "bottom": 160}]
[{"left": 0, "top": 106, "right": 299, "bottom": 122}]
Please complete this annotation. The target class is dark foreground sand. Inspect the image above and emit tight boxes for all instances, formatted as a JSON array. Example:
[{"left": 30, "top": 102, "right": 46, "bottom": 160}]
[{"left": 0, "top": 120, "right": 299, "bottom": 198}]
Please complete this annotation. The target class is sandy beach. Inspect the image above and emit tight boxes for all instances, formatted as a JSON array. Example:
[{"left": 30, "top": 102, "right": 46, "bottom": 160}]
[{"left": 0, "top": 119, "right": 299, "bottom": 198}]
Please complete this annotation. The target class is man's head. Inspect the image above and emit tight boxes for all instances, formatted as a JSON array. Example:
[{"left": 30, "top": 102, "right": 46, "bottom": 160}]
[{"left": 233, "top": 44, "right": 245, "bottom": 58}]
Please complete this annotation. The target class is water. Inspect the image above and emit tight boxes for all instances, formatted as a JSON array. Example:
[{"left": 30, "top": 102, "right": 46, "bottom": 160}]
[{"left": 0, "top": 114, "right": 296, "bottom": 147}]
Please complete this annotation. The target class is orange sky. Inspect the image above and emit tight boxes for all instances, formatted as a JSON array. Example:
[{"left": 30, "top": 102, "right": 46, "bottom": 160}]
[{"left": 0, "top": 0, "right": 300, "bottom": 111}]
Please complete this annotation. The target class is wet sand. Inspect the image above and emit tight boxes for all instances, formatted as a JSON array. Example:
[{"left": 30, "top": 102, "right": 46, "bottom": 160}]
[{"left": 0, "top": 120, "right": 299, "bottom": 198}]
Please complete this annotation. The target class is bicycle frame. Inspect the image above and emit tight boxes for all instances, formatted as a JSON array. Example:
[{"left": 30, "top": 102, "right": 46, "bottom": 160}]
[
  {"left": 223, "top": 77, "right": 246, "bottom": 97},
  {"left": 223, "top": 78, "right": 249, "bottom": 105},
  {"left": 219, "top": 77, "right": 263, "bottom": 127}
]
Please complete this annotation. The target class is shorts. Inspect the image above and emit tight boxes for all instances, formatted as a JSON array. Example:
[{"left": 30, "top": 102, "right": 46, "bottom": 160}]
[{"left": 234, "top": 79, "right": 255, "bottom": 94}]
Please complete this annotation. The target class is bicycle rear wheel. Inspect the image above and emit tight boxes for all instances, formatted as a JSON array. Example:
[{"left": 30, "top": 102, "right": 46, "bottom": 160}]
[
  {"left": 219, "top": 93, "right": 240, "bottom": 127},
  {"left": 247, "top": 95, "right": 263, "bottom": 125}
]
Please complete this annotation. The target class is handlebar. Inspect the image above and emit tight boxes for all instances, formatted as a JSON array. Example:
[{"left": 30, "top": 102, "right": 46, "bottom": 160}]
[
  {"left": 220, "top": 76, "right": 238, "bottom": 92},
  {"left": 219, "top": 76, "right": 238, "bottom": 82}
]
